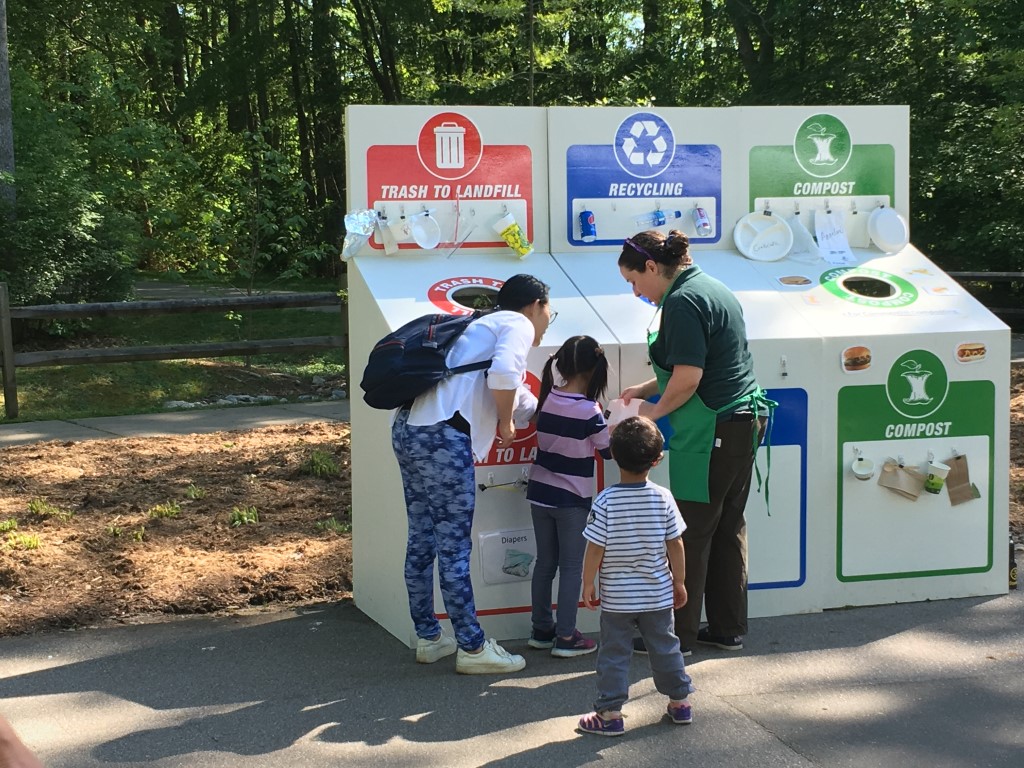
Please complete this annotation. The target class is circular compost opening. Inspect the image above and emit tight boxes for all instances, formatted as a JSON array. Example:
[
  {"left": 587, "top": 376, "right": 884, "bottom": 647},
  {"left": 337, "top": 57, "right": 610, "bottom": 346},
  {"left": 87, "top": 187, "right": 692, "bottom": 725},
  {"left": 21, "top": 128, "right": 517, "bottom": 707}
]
[{"left": 840, "top": 276, "right": 897, "bottom": 299}]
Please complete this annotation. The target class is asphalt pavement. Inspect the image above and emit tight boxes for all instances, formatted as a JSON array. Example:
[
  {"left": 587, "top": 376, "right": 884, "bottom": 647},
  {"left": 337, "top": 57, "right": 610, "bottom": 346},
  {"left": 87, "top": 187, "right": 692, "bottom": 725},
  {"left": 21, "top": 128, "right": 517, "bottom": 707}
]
[
  {"left": 1, "top": 591, "right": 1021, "bottom": 768},
  {"left": 0, "top": 399, "right": 350, "bottom": 448}
]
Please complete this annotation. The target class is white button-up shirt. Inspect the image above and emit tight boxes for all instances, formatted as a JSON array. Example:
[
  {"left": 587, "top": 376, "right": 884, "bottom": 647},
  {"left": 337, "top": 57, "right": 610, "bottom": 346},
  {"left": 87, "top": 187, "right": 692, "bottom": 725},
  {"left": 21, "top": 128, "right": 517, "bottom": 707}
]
[{"left": 405, "top": 310, "right": 538, "bottom": 461}]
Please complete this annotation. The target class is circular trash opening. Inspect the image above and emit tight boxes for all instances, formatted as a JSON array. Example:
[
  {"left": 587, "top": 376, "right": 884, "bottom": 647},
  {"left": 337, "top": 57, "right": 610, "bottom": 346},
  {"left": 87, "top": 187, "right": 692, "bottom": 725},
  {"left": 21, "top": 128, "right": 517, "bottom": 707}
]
[{"left": 451, "top": 286, "right": 499, "bottom": 311}]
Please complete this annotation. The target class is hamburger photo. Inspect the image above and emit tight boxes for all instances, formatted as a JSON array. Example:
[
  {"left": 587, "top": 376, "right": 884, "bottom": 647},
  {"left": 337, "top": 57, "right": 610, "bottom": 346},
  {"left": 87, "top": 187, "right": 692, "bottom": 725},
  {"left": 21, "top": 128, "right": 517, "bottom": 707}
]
[
  {"left": 779, "top": 275, "right": 812, "bottom": 286},
  {"left": 842, "top": 345, "right": 872, "bottom": 372},
  {"left": 955, "top": 342, "right": 986, "bottom": 362}
]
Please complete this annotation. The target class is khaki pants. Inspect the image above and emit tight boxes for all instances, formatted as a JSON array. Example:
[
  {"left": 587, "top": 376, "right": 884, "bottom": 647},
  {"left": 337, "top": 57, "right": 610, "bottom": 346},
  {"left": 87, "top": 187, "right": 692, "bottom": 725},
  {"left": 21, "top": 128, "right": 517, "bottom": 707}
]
[{"left": 673, "top": 416, "right": 765, "bottom": 647}]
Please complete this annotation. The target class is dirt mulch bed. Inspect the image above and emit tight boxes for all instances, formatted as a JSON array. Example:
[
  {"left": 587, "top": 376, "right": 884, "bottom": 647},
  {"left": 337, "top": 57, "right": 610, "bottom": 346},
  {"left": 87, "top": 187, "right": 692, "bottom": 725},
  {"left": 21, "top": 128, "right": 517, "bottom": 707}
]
[{"left": 0, "top": 422, "right": 351, "bottom": 637}]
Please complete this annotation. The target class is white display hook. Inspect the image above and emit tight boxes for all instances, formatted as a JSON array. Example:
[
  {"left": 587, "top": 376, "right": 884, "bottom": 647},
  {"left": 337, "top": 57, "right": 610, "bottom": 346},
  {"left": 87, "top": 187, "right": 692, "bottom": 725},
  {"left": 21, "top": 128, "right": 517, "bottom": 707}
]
[
  {"left": 794, "top": 200, "right": 801, "bottom": 216},
  {"left": 825, "top": 199, "right": 832, "bottom": 214},
  {"left": 501, "top": 203, "right": 508, "bottom": 215},
  {"left": 927, "top": 449, "right": 934, "bottom": 463},
  {"left": 897, "top": 454, "right": 905, "bottom": 467},
  {"left": 853, "top": 446, "right": 862, "bottom": 459},
  {"left": 851, "top": 200, "right": 858, "bottom": 215},
  {"left": 780, "top": 354, "right": 788, "bottom": 378},
  {"left": 763, "top": 200, "right": 772, "bottom": 216}
]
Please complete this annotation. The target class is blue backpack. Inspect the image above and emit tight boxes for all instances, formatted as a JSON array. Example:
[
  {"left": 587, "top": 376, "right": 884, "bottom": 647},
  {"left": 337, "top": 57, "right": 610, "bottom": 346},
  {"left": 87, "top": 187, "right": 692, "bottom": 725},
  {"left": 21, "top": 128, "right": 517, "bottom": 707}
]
[{"left": 360, "top": 311, "right": 492, "bottom": 410}]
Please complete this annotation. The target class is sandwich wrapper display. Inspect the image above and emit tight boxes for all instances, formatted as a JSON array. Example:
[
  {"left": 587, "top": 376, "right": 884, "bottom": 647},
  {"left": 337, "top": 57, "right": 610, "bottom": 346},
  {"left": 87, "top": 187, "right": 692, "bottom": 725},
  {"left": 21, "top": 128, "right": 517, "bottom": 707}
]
[
  {"left": 877, "top": 458, "right": 925, "bottom": 500},
  {"left": 943, "top": 453, "right": 982, "bottom": 506}
]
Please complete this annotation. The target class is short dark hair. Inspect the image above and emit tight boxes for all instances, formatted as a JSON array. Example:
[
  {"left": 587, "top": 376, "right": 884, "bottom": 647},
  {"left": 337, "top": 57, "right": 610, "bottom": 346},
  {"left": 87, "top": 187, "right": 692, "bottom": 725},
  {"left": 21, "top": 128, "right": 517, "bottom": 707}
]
[
  {"left": 610, "top": 416, "right": 664, "bottom": 473},
  {"left": 496, "top": 274, "right": 549, "bottom": 311}
]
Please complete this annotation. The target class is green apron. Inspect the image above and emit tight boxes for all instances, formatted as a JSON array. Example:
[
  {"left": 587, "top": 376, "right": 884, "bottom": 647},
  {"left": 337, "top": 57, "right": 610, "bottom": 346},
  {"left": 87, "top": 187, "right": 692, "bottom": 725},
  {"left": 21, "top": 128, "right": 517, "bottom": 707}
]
[{"left": 647, "top": 329, "right": 777, "bottom": 507}]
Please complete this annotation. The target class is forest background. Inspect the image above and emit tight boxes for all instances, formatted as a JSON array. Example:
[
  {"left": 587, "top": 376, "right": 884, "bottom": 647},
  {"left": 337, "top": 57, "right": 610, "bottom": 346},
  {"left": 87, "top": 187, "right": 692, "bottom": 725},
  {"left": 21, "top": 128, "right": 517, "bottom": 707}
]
[{"left": 0, "top": 0, "right": 1022, "bottom": 309}]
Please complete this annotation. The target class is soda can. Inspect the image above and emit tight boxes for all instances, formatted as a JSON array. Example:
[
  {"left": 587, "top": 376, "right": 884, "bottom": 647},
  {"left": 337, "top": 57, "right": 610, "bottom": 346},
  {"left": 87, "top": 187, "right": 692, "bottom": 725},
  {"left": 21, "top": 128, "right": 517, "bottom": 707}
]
[
  {"left": 579, "top": 210, "right": 597, "bottom": 243},
  {"left": 692, "top": 207, "right": 713, "bottom": 237}
]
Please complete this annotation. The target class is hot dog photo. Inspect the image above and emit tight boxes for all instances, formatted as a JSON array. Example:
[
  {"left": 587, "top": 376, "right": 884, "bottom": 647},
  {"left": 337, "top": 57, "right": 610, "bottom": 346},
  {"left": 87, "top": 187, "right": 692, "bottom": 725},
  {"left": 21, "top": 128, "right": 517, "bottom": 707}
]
[
  {"left": 842, "top": 344, "right": 872, "bottom": 372},
  {"left": 955, "top": 342, "right": 986, "bottom": 363}
]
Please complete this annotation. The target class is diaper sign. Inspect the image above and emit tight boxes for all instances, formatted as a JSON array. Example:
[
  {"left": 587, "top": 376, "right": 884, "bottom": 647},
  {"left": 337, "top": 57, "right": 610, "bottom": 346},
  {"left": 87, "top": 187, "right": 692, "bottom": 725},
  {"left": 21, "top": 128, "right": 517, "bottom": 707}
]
[{"left": 479, "top": 528, "right": 537, "bottom": 585}]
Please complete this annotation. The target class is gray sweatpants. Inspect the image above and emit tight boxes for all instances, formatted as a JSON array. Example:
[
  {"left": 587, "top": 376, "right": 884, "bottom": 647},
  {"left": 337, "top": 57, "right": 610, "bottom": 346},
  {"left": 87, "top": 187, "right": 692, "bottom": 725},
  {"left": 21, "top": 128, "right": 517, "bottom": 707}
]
[{"left": 593, "top": 607, "right": 693, "bottom": 713}]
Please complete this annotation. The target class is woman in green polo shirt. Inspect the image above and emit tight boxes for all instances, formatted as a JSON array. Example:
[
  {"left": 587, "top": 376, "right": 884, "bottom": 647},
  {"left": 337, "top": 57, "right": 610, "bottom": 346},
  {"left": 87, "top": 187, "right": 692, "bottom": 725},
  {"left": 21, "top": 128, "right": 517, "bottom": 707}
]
[{"left": 618, "top": 229, "right": 772, "bottom": 656}]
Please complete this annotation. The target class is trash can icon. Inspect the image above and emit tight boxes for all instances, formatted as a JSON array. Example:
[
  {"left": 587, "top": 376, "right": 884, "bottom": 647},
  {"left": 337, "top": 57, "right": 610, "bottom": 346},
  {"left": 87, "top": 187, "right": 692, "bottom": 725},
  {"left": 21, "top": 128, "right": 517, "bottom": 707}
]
[{"left": 434, "top": 122, "right": 466, "bottom": 169}]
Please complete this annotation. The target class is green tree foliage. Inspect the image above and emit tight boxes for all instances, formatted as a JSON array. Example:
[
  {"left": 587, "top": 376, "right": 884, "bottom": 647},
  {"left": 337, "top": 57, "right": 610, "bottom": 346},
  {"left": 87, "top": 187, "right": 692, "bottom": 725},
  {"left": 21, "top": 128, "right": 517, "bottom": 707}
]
[{"left": 0, "top": 0, "right": 1021, "bottom": 308}]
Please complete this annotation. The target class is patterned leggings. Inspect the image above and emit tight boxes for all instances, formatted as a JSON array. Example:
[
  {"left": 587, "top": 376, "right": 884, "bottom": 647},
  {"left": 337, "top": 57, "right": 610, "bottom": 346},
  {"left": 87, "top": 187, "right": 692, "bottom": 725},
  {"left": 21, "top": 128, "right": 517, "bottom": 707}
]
[{"left": 391, "top": 409, "right": 485, "bottom": 651}]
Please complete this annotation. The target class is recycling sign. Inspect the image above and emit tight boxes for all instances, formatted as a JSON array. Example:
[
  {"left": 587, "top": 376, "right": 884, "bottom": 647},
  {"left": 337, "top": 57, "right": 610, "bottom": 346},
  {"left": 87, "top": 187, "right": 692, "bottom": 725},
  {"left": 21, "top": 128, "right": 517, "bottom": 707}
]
[{"left": 614, "top": 112, "right": 675, "bottom": 178}]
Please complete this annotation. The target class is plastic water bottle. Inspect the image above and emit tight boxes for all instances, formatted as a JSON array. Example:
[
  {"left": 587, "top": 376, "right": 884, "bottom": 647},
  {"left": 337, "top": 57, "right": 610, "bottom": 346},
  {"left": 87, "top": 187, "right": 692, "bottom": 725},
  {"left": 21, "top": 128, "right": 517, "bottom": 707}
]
[{"left": 634, "top": 209, "right": 683, "bottom": 228}]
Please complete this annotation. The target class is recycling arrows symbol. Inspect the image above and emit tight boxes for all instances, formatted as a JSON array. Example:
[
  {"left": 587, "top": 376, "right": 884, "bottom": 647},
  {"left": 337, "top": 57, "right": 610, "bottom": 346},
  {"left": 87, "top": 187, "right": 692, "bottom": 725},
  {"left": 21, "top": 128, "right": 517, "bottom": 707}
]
[{"left": 620, "top": 120, "right": 667, "bottom": 166}]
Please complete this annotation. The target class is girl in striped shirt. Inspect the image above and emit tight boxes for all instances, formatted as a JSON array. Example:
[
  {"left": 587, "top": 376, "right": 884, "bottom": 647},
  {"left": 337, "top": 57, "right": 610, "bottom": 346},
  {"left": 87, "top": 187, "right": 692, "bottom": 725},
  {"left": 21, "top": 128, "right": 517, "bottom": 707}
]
[{"left": 526, "top": 335, "right": 611, "bottom": 657}]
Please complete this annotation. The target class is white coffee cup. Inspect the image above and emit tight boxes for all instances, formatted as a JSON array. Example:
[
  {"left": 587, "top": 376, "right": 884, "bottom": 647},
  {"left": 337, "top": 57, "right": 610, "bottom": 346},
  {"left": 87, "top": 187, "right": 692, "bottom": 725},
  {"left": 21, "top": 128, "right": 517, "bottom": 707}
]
[
  {"left": 852, "top": 457, "right": 875, "bottom": 481},
  {"left": 924, "top": 461, "right": 950, "bottom": 494}
]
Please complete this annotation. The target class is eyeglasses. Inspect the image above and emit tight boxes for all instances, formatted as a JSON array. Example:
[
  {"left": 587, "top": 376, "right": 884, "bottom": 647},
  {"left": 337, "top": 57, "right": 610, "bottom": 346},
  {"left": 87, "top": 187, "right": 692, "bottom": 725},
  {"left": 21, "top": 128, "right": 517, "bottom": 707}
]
[{"left": 548, "top": 309, "right": 558, "bottom": 324}]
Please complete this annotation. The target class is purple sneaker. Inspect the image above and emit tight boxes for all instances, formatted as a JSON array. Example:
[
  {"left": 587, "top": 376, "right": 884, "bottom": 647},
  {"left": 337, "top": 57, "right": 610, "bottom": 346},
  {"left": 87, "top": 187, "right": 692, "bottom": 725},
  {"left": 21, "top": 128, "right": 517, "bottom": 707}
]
[
  {"left": 578, "top": 712, "right": 625, "bottom": 737},
  {"left": 667, "top": 700, "right": 693, "bottom": 725},
  {"left": 551, "top": 629, "right": 597, "bottom": 658}
]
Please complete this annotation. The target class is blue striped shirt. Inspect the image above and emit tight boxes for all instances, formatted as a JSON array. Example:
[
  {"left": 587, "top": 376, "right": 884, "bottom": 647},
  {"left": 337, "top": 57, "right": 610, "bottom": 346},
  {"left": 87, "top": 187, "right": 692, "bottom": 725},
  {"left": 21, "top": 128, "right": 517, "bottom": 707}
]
[
  {"left": 526, "top": 390, "right": 611, "bottom": 508},
  {"left": 583, "top": 482, "right": 685, "bottom": 613}
]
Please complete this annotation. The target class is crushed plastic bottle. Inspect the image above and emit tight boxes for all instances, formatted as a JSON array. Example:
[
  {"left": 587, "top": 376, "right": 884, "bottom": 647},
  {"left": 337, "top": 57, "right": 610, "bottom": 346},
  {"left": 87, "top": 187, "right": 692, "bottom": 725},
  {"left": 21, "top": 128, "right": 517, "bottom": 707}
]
[{"left": 634, "top": 209, "right": 683, "bottom": 228}]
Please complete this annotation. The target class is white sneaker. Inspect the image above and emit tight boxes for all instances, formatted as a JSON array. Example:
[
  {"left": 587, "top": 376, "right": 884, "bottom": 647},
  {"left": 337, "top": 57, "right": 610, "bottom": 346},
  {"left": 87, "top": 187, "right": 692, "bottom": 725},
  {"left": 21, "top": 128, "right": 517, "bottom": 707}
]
[
  {"left": 416, "top": 634, "right": 457, "bottom": 664},
  {"left": 455, "top": 638, "right": 526, "bottom": 674}
]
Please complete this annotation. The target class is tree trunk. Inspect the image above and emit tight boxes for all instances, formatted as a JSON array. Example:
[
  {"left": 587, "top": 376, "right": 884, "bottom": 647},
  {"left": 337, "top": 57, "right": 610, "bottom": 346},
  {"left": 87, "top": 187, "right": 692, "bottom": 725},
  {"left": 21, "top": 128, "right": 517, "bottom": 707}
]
[
  {"left": 349, "top": 0, "right": 402, "bottom": 103},
  {"left": 311, "top": 0, "right": 345, "bottom": 260},
  {"left": 724, "top": 0, "right": 776, "bottom": 102},
  {"left": 227, "top": 0, "right": 252, "bottom": 133},
  {"left": 0, "top": 0, "right": 15, "bottom": 213},
  {"left": 283, "top": 0, "right": 317, "bottom": 210}
]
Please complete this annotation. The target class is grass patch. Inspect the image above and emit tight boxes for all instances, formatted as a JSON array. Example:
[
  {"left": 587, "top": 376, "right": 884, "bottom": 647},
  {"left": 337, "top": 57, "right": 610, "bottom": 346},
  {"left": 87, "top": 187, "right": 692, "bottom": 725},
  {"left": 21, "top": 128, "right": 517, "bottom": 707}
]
[
  {"left": 186, "top": 484, "right": 207, "bottom": 500},
  {"left": 148, "top": 501, "right": 181, "bottom": 519},
  {"left": 300, "top": 449, "right": 339, "bottom": 477},
  {"left": 7, "top": 532, "right": 40, "bottom": 550},
  {"left": 0, "top": 518, "right": 18, "bottom": 533},
  {"left": 315, "top": 516, "right": 350, "bottom": 534},
  {"left": 2, "top": 277, "right": 346, "bottom": 423},
  {"left": 228, "top": 506, "right": 260, "bottom": 527},
  {"left": 27, "top": 499, "right": 74, "bottom": 522}
]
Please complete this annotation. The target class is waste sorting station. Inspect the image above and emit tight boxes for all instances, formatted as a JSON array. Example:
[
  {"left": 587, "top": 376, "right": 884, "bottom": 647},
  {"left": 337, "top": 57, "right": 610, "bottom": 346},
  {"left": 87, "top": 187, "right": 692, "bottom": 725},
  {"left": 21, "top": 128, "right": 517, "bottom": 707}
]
[{"left": 345, "top": 104, "right": 1010, "bottom": 647}]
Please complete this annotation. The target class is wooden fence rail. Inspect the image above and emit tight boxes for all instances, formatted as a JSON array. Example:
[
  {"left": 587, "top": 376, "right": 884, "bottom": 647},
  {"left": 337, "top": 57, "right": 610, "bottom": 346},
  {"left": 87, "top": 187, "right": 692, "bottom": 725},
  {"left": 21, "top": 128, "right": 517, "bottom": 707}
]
[
  {"left": 947, "top": 272, "right": 1024, "bottom": 316},
  {"left": 0, "top": 283, "right": 346, "bottom": 420}
]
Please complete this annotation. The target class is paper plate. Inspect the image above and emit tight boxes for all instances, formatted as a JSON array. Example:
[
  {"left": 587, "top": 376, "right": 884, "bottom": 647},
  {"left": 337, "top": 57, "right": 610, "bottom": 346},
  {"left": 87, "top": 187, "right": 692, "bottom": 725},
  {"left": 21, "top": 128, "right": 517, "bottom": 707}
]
[
  {"left": 867, "top": 206, "right": 909, "bottom": 253},
  {"left": 733, "top": 212, "right": 793, "bottom": 261},
  {"left": 409, "top": 214, "right": 441, "bottom": 249}
]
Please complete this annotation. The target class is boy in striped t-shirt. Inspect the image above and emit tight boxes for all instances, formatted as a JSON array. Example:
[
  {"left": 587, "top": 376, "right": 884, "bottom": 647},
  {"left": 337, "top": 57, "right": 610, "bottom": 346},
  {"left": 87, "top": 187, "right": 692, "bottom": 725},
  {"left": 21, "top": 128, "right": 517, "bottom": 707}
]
[{"left": 577, "top": 416, "right": 693, "bottom": 736}]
